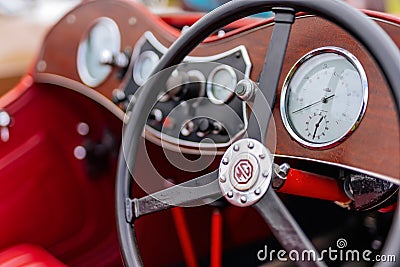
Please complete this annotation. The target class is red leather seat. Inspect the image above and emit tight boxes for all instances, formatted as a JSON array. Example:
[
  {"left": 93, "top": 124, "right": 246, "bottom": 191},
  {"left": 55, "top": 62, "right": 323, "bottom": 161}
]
[{"left": 0, "top": 244, "right": 66, "bottom": 267}]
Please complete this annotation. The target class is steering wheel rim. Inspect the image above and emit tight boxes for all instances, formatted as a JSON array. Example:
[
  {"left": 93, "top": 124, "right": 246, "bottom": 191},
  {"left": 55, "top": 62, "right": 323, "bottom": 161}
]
[{"left": 116, "top": 0, "right": 400, "bottom": 266}]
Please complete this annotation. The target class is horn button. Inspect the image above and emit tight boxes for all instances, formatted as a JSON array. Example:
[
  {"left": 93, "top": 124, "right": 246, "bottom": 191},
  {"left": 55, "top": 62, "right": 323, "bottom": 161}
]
[
  {"left": 231, "top": 156, "right": 258, "bottom": 191},
  {"left": 219, "top": 138, "right": 273, "bottom": 207}
]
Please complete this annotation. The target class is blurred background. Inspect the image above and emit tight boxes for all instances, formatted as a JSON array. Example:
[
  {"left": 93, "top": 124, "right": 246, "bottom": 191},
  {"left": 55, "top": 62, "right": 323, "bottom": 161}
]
[{"left": 0, "top": 0, "right": 398, "bottom": 96}]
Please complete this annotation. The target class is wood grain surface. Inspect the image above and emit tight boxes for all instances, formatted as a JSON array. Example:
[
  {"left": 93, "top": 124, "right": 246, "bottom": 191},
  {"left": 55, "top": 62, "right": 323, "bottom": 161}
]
[{"left": 33, "top": 0, "right": 400, "bottom": 179}]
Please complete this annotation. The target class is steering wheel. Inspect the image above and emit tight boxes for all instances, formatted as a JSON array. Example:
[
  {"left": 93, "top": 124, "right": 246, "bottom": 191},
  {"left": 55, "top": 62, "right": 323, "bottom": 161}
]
[{"left": 116, "top": 0, "right": 400, "bottom": 266}]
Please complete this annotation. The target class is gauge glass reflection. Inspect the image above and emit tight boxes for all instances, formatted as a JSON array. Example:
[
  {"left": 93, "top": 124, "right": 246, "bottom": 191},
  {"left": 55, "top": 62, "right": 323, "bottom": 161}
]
[
  {"left": 77, "top": 17, "right": 121, "bottom": 87},
  {"left": 133, "top": 50, "right": 159, "bottom": 86},
  {"left": 280, "top": 47, "right": 368, "bottom": 149},
  {"left": 207, "top": 65, "right": 237, "bottom": 104}
]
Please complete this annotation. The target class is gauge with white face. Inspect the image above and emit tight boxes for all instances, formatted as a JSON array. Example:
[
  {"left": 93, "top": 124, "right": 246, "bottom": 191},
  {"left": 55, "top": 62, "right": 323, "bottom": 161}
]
[
  {"left": 77, "top": 17, "right": 121, "bottom": 87},
  {"left": 280, "top": 47, "right": 368, "bottom": 149},
  {"left": 133, "top": 50, "right": 159, "bottom": 86},
  {"left": 207, "top": 65, "right": 237, "bottom": 104}
]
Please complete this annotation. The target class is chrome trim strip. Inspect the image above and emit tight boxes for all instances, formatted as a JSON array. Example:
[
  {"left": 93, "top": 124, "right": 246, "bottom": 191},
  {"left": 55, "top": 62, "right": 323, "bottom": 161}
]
[
  {"left": 141, "top": 31, "right": 252, "bottom": 77},
  {"left": 274, "top": 154, "right": 400, "bottom": 185},
  {"left": 34, "top": 73, "right": 125, "bottom": 121},
  {"left": 371, "top": 17, "right": 400, "bottom": 28}
]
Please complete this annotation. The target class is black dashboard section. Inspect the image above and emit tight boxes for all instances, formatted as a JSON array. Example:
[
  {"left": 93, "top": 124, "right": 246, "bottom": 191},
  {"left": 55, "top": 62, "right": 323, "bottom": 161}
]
[{"left": 118, "top": 31, "right": 252, "bottom": 148}]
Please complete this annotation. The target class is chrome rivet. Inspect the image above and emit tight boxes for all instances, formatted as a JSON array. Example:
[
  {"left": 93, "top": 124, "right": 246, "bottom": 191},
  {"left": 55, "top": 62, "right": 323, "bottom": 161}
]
[
  {"left": 129, "top": 17, "right": 137, "bottom": 26},
  {"left": 262, "top": 171, "right": 269, "bottom": 177},
  {"left": 217, "top": 30, "right": 225, "bottom": 38},
  {"left": 259, "top": 154, "right": 266, "bottom": 159},
  {"left": 0, "top": 111, "right": 11, "bottom": 127},
  {"left": 220, "top": 176, "right": 226, "bottom": 183},
  {"left": 255, "top": 188, "right": 261, "bottom": 195},
  {"left": 240, "top": 196, "right": 247, "bottom": 203},
  {"left": 73, "top": 146, "right": 86, "bottom": 160},
  {"left": 222, "top": 158, "right": 229, "bottom": 165},
  {"left": 227, "top": 191, "right": 234, "bottom": 198},
  {"left": 77, "top": 122, "right": 89, "bottom": 136},
  {"left": 37, "top": 60, "right": 47, "bottom": 72},
  {"left": 248, "top": 141, "right": 254, "bottom": 149},
  {"left": 67, "top": 14, "right": 76, "bottom": 24},
  {"left": 233, "top": 144, "right": 240, "bottom": 152}
]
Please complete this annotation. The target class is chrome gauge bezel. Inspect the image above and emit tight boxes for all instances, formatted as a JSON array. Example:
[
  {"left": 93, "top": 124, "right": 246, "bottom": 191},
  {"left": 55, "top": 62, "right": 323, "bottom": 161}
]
[
  {"left": 133, "top": 50, "right": 160, "bottom": 86},
  {"left": 77, "top": 17, "right": 121, "bottom": 87},
  {"left": 280, "top": 46, "right": 368, "bottom": 149},
  {"left": 206, "top": 65, "right": 237, "bottom": 104}
]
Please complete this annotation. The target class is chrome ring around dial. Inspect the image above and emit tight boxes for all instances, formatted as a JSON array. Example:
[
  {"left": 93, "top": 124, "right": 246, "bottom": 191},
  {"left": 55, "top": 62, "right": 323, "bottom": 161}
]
[
  {"left": 207, "top": 65, "right": 237, "bottom": 104},
  {"left": 133, "top": 50, "right": 160, "bottom": 86},
  {"left": 280, "top": 46, "right": 368, "bottom": 149},
  {"left": 77, "top": 17, "right": 121, "bottom": 87}
]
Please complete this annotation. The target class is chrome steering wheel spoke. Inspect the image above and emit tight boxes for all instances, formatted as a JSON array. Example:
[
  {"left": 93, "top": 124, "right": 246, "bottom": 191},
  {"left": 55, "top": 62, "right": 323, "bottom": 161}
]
[{"left": 126, "top": 170, "right": 221, "bottom": 222}]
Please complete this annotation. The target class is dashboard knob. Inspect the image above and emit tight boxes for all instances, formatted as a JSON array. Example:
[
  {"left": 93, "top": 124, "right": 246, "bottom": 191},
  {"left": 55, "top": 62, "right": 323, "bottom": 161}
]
[
  {"left": 166, "top": 70, "right": 189, "bottom": 98},
  {"left": 166, "top": 69, "right": 205, "bottom": 101},
  {"left": 112, "top": 88, "right": 127, "bottom": 103},
  {"left": 196, "top": 118, "right": 222, "bottom": 137},
  {"left": 149, "top": 109, "right": 163, "bottom": 124},
  {"left": 198, "top": 118, "right": 212, "bottom": 133}
]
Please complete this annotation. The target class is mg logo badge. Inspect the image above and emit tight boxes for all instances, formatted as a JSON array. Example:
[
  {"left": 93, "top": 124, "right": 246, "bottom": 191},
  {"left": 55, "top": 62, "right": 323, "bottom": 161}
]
[{"left": 233, "top": 159, "right": 254, "bottom": 184}]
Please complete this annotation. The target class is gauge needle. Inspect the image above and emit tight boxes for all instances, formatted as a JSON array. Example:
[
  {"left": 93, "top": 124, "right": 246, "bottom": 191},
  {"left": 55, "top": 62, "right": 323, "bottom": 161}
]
[
  {"left": 292, "top": 94, "right": 335, "bottom": 114},
  {"left": 312, "top": 116, "right": 324, "bottom": 140}
]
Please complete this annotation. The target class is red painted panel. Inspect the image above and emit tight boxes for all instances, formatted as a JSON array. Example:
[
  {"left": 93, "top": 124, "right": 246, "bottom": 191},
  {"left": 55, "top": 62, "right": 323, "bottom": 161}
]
[
  {"left": 278, "top": 169, "right": 350, "bottom": 203},
  {"left": 0, "top": 244, "right": 66, "bottom": 267},
  {"left": 0, "top": 82, "right": 123, "bottom": 266}
]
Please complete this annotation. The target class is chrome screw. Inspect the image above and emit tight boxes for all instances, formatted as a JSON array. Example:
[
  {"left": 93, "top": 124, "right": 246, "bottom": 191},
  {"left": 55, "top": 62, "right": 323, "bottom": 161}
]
[
  {"left": 220, "top": 176, "right": 226, "bottom": 183},
  {"left": 248, "top": 141, "right": 254, "bottom": 149}
]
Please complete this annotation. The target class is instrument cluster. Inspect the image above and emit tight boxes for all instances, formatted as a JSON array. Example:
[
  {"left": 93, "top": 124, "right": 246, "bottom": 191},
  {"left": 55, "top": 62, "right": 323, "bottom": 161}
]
[
  {"left": 75, "top": 22, "right": 370, "bottom": 153},
  {"left": 116, "top": 31, "right": 252, "bottom": 149}
]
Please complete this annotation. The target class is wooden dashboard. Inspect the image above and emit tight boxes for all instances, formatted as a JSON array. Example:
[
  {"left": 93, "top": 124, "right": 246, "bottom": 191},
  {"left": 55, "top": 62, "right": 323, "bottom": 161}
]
[{"left": 27, "top": 0, "right": 400, "bottom": 181}]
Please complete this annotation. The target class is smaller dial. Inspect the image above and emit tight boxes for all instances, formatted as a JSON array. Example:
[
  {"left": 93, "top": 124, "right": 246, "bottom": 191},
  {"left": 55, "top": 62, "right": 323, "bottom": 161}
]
[
  {"left": 305, "top": 112, "right": 329, "bottom": 141},
  {"left": 133, "top": 50, "right": 159, "bottom": 86},
  {"left": 77, "top": 17, "right": 121, "bottom": 87},
  {"left": 207, "top": 65, "right": 237, "bottom": 104},
  {"left": 280, "top": 47, "right": 368, "bottom": 149}
]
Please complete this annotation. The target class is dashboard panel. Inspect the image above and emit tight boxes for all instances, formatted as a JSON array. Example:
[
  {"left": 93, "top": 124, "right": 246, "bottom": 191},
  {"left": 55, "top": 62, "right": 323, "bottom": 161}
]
[
  {"left": 30, "top": 0, "right": 400, "bottom": 181},
  {"left": 121, "top": 31, "right": 251, "bottom": 148}
]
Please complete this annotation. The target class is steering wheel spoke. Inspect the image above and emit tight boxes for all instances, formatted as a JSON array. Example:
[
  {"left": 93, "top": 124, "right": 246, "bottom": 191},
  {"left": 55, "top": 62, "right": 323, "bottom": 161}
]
[
  {"left": 247, "top": 7, "right": 295, "bottom": 142},
  {"left": 126, "top": 170, "right": 221, "bottom": 222},
  {"left": 254, "top": 189, "right": 327, "bottom": 267}
]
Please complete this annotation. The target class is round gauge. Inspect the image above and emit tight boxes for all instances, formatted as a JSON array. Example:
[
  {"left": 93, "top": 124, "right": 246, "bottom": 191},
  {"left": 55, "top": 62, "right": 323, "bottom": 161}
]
[
  {"left": 207, "top": 65, "right": 237, "bottom": 104},
  {"left": 280, "top": 47, "right": 368, "bottom": 149},
  {"left": 133, "top": 50, "right": 160, "bottom": 86},
  {"left": 77, "top": 17, "right": 121, "bottom": 87}
]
